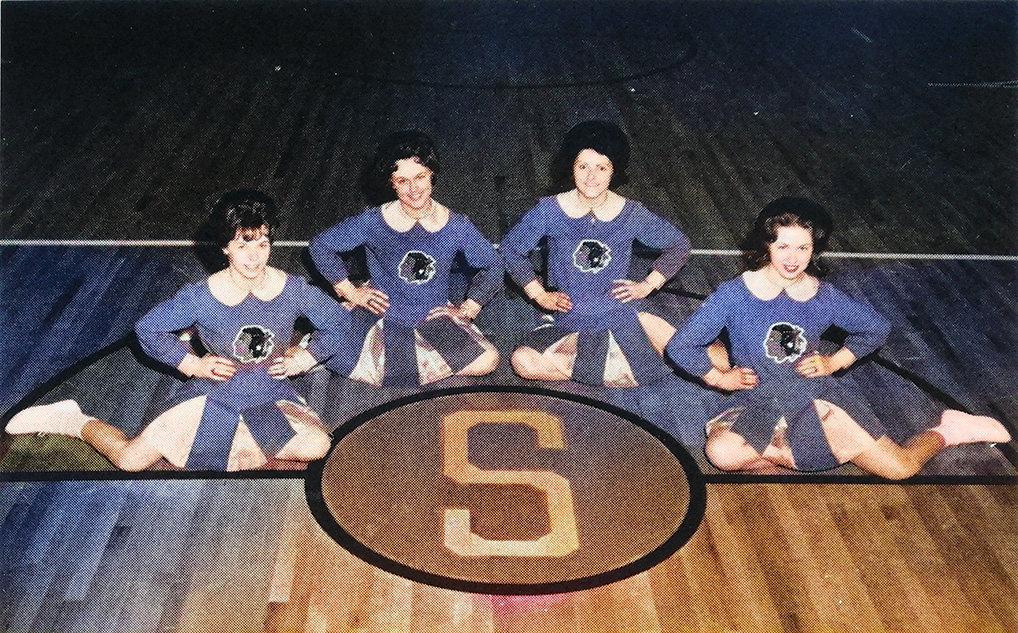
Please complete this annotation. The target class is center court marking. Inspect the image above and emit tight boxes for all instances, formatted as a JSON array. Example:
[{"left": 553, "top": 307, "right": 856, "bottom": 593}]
[{"left": 305, "top": 386, "right": 706, "bottom": 595}]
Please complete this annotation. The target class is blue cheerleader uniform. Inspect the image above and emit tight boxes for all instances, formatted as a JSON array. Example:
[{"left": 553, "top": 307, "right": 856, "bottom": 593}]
[
  {"left": 500, "top": 196, "right": 690, "bottom": 387},
  {"left": 666, "top": 275, "right": 892, "bottom": 471},
  {"left": 134, "top": 275, "right": 349, "bottom": 470},
  {"left": 309, "top": 206, "right": 502, "bottom": 386}
]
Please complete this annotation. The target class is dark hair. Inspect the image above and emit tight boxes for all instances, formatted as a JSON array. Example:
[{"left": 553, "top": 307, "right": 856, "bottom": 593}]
[
  {"left": 741, "top": 197, "right": 833, "bottom": 276},
  {"left": 549, "top": 121, "right": 630, "bottom": 193},
  {"left": 361, "top": 130, "right": 441, "bottom": 205},
  {"left": 192, "top": 190, "right": 279, "bottom": 271},
  {"left": 208, "top": 189, "right": 279, "bottom": 249}
]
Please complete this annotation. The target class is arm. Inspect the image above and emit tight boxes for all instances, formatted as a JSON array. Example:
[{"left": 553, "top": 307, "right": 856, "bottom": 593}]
[
  {"left": 270, "top": 279, "right": 352, "bottom": 378},
  {"left": 135, "top": 284, "right": 237, "bottom": 381},
  {"left": 458, "top": 217, "right": 504, "bottom": 310},
  {"left": 665, "top": 283, "right": 758, "bottom": 391},
  {"left": 797, "top": 285, "right": 891, "bottom": 378},
  {"left": 499, "top": 201, "right": 573, "bottom": 311},
  {"left": 498, "top": 202, "right": 548, "bottom": 290},
  {"left": 637, "top": 205, "right": 692, "bottom": 280},
  {"left": 309, "top": 212, "right": 389, "bottom": 314},
  {"left": 613, "top": 205, "right": 691, "bottom": 303}
]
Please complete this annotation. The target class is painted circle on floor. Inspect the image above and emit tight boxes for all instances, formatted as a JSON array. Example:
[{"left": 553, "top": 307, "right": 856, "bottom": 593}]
[{"left": 306, "top": 386, "right": 705, "bottom": 595}]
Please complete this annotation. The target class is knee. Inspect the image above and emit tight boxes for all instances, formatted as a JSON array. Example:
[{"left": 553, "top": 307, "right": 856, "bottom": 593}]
[
  {"left": 637, "top": 311, "right": 675, "bottom": 355},
  {"left": 511, "top": 347, "right": 544, "bottom": 379},
  {"left": 705, "top": 431, "right": 761, "bottom": 472},
  {"left": 467, "top": 347, "right": 500, "bottom": 376},
  {"left": 285, "top": 429, "right": 332, "bottom": 462}
]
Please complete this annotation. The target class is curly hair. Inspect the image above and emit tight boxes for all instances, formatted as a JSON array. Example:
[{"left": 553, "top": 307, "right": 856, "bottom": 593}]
[
  {"left": 208, "top": 189, "right": 279, "bottom": 249},
  {"left": 741, "top": 197, "right": 833, "bottom": 276},
  {"left": 548, "top": 121, "right": 630, "bottom": 193},
  {"left": 361, "top": 130, "right": 441, "bottom": 205}
]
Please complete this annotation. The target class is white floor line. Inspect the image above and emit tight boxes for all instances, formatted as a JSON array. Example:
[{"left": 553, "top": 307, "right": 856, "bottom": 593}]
[
  {"left": 1, "top": 239, "right": 1016, "bottom": 262},
  {"left": 927, "top": 80, "right": 1018, "bottom": 89}
]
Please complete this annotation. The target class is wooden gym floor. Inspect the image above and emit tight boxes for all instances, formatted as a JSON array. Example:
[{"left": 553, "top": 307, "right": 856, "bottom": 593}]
[{"left": 1, "top": 1, "right": 1016, "bottom": 631}]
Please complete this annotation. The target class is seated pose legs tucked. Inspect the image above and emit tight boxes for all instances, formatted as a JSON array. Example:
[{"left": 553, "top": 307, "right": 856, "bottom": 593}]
[
  {"left": 309, "top": 131, "right": 501, "bottom": 387},
  {"left": 7, "top": 191, "right": 348, "bottom": 471},
  {"left": 666, "top": 197, "right": 1011, "bottom": 479},
  {"left": 501, "top": 121, "right": 691, "bottom": 388}
]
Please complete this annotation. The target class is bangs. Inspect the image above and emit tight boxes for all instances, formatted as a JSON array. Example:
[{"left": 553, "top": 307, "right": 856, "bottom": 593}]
[{"left": 236, "top": 224, "right": 271, "bottom": 243}]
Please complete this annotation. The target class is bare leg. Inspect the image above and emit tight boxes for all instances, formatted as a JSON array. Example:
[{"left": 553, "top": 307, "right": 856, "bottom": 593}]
[
  {"left": 706, "top": 341, "right": 732, "bottom": 373},
  {"left": 637, "top": 312, "right": 676, "bottom": 355},
  {"left": 850, "top": 434, "right": 945, "bottom": 480},
  {"left": 273, "top": 401, "right": 332, "bottom": 462},
  {"left": 6, "top": 400, "right": 165, "bottom": 471},
  {"left": 815, "top": 401, "right": 880, "bottom": 463},
  {"left": 850, "top": 410, "right": 1011, "bottom": 480},
  {"left": 81, "top": 421, "right": 165, "bottom": 472},
  {"left": 274, "top": 427, "right": 331, "bottom": 462},
  {"left": 705, "top": 429, "right": 776, "bottom": 471},
  {"left": 510, "top": 345, "right": 573, "bottom": 381},
  {"left": 456, "top": 345, "right": 500, "bottom": 377},
  {"left": 84, "top": 396, "right": 214, "bottom": 471}
]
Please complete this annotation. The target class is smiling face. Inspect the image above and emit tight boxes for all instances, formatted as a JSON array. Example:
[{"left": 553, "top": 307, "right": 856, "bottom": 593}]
[
  {"left": 391, "top": 158, "right": 434, "bottom": 211},
  {"left": 223, "top": 226, "right": 271, "bottom": 281},
  {"left": 766, "top": 225, "right": 814, "bottom": 282},
  {"left": 573, "top": 148, "right": 614, "bottom": 202}
]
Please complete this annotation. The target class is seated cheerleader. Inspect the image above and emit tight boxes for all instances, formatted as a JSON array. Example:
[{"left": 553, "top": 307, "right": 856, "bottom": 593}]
[
  {"left": 500, "top": 121, "right": 691, "bottom": 388},
  {"left": 308, "top": 131, "right": 501, "bottom": 387},
  {"left": 666, "top": 197, "right": 1011, "bottom": 478},
  {"left": 6, "top": 190, "right": 348, "bottom": 471}
]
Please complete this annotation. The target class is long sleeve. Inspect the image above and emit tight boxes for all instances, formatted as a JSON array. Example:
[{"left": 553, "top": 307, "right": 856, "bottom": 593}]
[
  {"left": 665, "top": 282, "right": 735, "bottom": 377},
  {"left": 294, "top": 278, "right": 351, "bottom": 363},
  {"left": 498, "top": 202, "right": 547, "bottom": 288},
  {"left": 827, "top": 285, "right": 891, "bottom": 359},
  {"left": 308, "top": 212, "right": 373, "bottom": 285},
  {"left": 456, "top": 216, "right": 504, "bottom": 306},
  {"left": 135, "top": 283, "right": 203, "bottom": 369},
  {"left": 630, "top": 204, "right": 691, "bottom": 279}
]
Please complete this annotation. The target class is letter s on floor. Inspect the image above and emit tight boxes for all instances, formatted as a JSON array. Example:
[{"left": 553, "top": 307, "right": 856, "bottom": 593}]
[{"left": 442, "top": 410, "right": 579, "bottom": 557}]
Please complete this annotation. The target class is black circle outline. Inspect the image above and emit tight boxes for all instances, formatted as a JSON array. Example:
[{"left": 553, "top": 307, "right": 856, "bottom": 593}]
[{"left": 305, "top": 385, "right": 706, "bottom": 595}]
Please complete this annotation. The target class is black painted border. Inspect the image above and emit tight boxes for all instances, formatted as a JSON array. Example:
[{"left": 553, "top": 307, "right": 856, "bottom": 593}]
[{"left": 304, "top": 385, "right": 707, "bottom": 595}]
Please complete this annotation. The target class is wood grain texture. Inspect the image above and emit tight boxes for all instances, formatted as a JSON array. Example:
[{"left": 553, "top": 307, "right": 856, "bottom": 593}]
[
  {"left": 2, "top": 481, "right": 1015, "bottom": 632},
  {"left": 1, "top": 2, "right": 1016, "bottom": 630}
]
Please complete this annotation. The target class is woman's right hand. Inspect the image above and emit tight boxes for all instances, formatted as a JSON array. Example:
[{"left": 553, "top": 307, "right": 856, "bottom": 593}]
[
  {"left": 533, "top": 290, "right": 573, "bottom": 312},
  {"left": 336, "top": 280, "right": 389, "bottom": 315},
  {"left": 704, "top": 366, "right": 758, "bottom": 391},
  {"left": 185, "top": 355, "right": 238, "bottom": 381}
]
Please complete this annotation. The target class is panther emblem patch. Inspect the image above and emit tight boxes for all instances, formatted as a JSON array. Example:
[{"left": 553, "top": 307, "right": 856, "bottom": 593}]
[
  {"left": 233, "top": 325, "right": 275, "bottom": 363},
  {"left": 573, "top": 239, "right": 611, "bottom": 273},
  {"left": 399, "top": 251, "right": 437, "bottom": 284},
  {"left": 764, "top": 322, "right": 807, "bottom": 364}
]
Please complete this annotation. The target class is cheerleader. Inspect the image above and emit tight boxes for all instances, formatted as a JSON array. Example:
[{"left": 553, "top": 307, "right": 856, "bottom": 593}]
[
  {"left": 7, "top": 191, "right": 347, "bottom": 471},
  {"left": 666, "top": 197, "right": 1011, "bottom": 478},
  {"left": 501, "top": 121, "right": 691, "bottom": 387},
  {"left": 309, "top": 131, "right": 501, "bottom": 387}
]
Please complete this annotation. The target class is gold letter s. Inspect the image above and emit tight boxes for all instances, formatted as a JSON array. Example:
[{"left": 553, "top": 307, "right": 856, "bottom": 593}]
[{"left": 442, "top": 410, "right": 579, "bottom": 557}]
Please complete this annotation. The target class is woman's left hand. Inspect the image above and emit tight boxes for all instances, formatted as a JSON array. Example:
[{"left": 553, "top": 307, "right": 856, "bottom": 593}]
[
  {"left": 611, "top": 279, "right": 653, "bottom": 303},
  {"left": 270, "top": 347, "right": 318, "bottom": 379},
  {"left": 427, "top": 299, "right": 481, "bottom": 322},
  {"left": 796, "top": 353, "right": 836, "bottom": 378}
]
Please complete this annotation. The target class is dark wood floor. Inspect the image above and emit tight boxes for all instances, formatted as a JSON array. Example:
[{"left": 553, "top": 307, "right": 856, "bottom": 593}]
[
  {"left": 1, "top": 1, "right": 1016, "bottom": 630},
  {"left": 2, "top": 1, "right": 1015, "bottom": 252}
]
